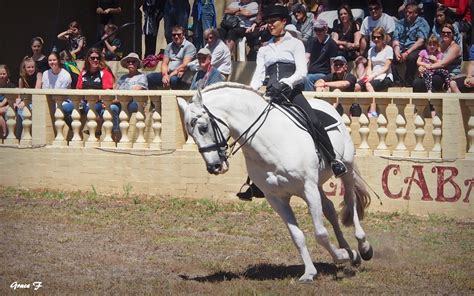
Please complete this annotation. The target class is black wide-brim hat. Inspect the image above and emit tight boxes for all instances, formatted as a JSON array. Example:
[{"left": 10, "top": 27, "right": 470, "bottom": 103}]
[{"left": 263, "top": 5, "right": 291, "bottom": 23}]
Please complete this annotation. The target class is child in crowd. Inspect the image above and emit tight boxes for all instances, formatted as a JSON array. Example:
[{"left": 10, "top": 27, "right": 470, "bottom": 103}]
[
  {"left": 417, "top": 35, "right": 451, "bottom": 93},
  {"left": 29, "top": 37, "right": 49, "bottom": 73},
  {"left": 16, "top": 57, "right": 42, "bottom": 139},
  {"left": 57, "top": 21, "right": 87, "bottom": 60},
  {"left": 59, "top": 50, "right": 80, "bottom": 88},
  {"left": 0, "top": 65, "right": 16, "bottom": 138},
  {"left": 102, "top": 24, "right": 122, "bottom": 61}
]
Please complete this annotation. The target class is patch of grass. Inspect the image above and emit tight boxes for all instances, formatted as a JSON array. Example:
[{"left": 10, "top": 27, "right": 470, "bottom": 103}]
[{"left": 123, "top": 183, "right": 133, "bottom": 199}]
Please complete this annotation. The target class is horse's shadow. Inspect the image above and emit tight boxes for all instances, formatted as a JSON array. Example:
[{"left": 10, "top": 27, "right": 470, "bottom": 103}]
[{"left": 179, "top": 262, "right": 349, "bottom": 282}]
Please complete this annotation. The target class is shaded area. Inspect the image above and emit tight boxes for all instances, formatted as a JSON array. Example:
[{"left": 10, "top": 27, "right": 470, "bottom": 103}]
[{"left": 180, "top": 262, "right": 340, "bottom": 282}]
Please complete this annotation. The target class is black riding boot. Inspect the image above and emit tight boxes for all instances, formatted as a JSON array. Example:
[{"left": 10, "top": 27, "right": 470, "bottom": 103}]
[
  {"left": 291, "top": 93, "right": 347, "bottom": 177},
  {"left": 236, "top": 177, "right": 265, "bottom": 201}
]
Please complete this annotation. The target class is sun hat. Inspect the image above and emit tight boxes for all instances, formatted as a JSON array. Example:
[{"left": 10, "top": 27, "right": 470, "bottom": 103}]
[
  {"left": 120, "top": 52, "right": 142, "bottom": 69},
  {"left": 196, "top": 48, "right": 211, "bottom": 56},
  {"left": 313, "top": 18, "right": 328, "bottom": 29}
]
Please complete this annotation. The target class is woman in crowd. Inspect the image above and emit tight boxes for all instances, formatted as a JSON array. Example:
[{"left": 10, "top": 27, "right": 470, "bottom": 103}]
[
  {"left": 355, "top": 27, "right": 393, "bottom": 118},
  {"left": 57, "top": 21, "right": 87, "bottom": 60},
  {"left": 76, "top": 47, "right": 115, "bottom": 137},
  {"left": 432, "top": 6, "right": 461, "bottom": 46},
  {"left": 0, "top": 65, "right": 16, "bottom": 138},
  {"left": 331, "top": 4, "right": 361, "bottom": 62},
  {"left": 112, "top": 53, "right": 146, "bottom": 141},
  {"left": 16, "top": 57, "right": 42, "bottom": 138},
  {"left": 450, "top": 45, "right": 474, "bottom": 93},
  {"left": 41, "top": 52, "right": 74, "bottom": 128},
  {"left": 29, "top": 37, "right": 49, "bottom": 73},
  {"left": 416, "top": 35, "right": 451, "bottom": 93},
  {"left": 413, "top": 23, "right": 462, "bottom": 93}
]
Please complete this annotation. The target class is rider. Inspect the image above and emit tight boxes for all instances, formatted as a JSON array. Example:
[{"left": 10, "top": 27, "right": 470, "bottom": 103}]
[{"left": 237, "top": 5, "right": 347, "bottom": 201}]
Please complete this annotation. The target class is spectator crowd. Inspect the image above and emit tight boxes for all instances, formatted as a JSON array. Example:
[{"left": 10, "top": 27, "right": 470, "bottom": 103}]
[{"left": 1, "top": 0, "right": 473, "bottom": 140}]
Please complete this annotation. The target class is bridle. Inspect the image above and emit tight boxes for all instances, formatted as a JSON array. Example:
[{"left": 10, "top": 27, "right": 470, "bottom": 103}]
[{"left": 194, "top": 102, "right": 274, "bottom": 164}]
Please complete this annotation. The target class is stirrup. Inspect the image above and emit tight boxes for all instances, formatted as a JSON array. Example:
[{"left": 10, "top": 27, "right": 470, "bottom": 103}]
[
  {"left": 236, "top": 183, "right": 253, "bottom": 201},
  {"left": 331, "top": 159, "right": 347, "bottom": 178}
]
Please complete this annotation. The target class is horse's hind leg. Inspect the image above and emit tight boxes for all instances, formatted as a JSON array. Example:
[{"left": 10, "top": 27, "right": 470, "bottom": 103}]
[
  {"left": 265, "top": 195, "right": 317, "bottom": 283},
  {"left": 341, "top": 169, "right": 373, "bottom": 261},
  {"left": 320, "top": 187, "right": 360, "bottom": 265}
]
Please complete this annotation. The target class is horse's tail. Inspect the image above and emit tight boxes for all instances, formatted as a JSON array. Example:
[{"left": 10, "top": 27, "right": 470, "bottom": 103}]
[{"left": 341, "top": 165, "right": 371, "bottom": 227}]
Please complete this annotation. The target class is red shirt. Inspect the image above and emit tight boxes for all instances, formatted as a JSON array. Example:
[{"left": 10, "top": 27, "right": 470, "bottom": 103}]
[
  {"left": 439, "top": 0, "right": 471, "bottom": 22},
  {"left": 76, "top": 67, "right": 114, "bottom": 89}
]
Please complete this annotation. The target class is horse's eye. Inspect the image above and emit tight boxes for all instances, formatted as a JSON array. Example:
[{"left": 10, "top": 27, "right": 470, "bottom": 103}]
[
  {"left": 190, "top": 118, "right": 198, "bottom": 128},
  {"left": 198, "top": 124, "right": 209, "bottom": 134}
]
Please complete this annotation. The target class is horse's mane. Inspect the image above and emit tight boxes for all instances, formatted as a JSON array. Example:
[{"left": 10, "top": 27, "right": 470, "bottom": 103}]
[{"left": 201, "top": 82, "right": 265, "bottom": 98}]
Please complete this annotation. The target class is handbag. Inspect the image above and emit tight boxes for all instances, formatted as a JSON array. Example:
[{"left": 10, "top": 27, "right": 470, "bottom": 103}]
[{"left": 220, "top": 14, "right": 240, "bottom": 30}]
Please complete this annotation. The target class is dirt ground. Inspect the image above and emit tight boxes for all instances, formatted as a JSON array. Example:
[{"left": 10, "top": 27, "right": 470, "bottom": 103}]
[{"left": 1, "top": 187, "right": 473, "bottom": 295}]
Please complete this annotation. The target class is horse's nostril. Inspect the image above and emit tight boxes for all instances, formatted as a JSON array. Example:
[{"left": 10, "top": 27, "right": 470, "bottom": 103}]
[{"left": 214, "top": 163, "right": 222, "bottom": 170}]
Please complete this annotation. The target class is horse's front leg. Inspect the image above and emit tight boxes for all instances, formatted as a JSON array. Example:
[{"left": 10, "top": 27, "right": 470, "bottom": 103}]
[{"left": 265, "top": 195, "right": 317, "bottom": 283}]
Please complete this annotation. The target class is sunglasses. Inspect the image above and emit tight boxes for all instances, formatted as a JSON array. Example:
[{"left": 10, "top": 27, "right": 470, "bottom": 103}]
[
  {"left": 372, "top": 35, "right": 383, "bottom": 40},
  {"left": 126, "top": 60, "right": 137, "bottom": 64},
  {"left": 265, "top": 18, "right": 282, "bottom": 25},
  {"left": 333, "top": 63, "right": 345, "bottom": 67},
  {"left": 441, "top": 31, "right": 453, "bottom": 35},
  {"left": 172, "top": 33, "right": 183, "bottom": 37},
  {"left": 89, "top": 56, "right": 100, "bottom": 61}
]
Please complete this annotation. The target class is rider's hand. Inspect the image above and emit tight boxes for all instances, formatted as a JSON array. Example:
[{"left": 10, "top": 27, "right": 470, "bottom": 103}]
[{"left": 266, "top": 82, "right": 292, "bottom": 103}]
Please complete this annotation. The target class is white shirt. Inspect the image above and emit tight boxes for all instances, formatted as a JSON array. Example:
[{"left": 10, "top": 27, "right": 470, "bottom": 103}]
[
  {"left": 42, "top": 68, "right": 72, "bottom": 89},
  {"left": 360, "top": 13, "right": 396, "bottom": 47},
  {"left": 368, "top": 45, "right": 394, "bottom": 81},
  {"left": 251, "top": 32, "right": 307, "bottom": 90}
]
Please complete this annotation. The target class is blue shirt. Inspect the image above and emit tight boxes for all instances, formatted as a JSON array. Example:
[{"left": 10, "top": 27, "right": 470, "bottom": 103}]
[
  {"left": 190, "top": 66, "right": 224, "bottom": 90},
  {"left": 394, "top": 16, "right": 430, "bottom": 51}
]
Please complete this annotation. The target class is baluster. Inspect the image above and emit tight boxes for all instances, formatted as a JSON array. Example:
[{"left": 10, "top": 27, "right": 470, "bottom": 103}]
[
  {"left": 4, "top": 106, "right": 18, "bottom": 145},
  {"left": 356, "top": 114, "right": 371, "bottom": 156},
  {"left": 84, "top": 109, "right": 99, "bottom": 147},
  {"left": 342, "top": 113, "right": 351, "bottom": 136},
  {"left": 465, "top": 101, "right": 474, "bottom": 159},
  {"left": 149, "top": 96, "right": 162, "bottom": 150},
  {"left": 99, "top": 96, "right": 114, "bottom": 147},
  {"left": 52, "top": 95, "right": 67, "bottom": 147},
  {"left": 117, "top": 95, "right": 132, "bottom": 149},
  {"left": 132, "top": 96, "right": 148, "bottom": 149},
  {"left": 392, "top": 114, "right": 409, "bottom": 157},
  {"left": 20, "top": 107, "right": 32, "bottom": 147},
  {"left": 410, "top": 114, "right": 428, "bottom": 158},
  {"left": 338, "top": 97, "right": 353, "bottom": 118},
  {"left": 68, "top": 96, "right": 83, "bottom": 147},
  {"left": 374, "top": 114, "right": 389, "bottom": 156},
  {"left": 429, "top": 116, "right": 442, "bottom": 158}
]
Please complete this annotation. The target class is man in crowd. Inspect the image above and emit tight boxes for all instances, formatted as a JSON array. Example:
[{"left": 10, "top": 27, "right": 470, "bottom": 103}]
[
  {"left": 314, "top": 56, "right": 357, "bottom": 92},
  {"left": 189, "top": 48, "right": 225, "bottom": 90}
]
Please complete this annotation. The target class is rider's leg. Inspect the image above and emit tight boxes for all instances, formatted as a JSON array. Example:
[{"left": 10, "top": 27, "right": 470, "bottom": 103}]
[{"left": 291, "top": 93, "right": 347, "bottom": 177}]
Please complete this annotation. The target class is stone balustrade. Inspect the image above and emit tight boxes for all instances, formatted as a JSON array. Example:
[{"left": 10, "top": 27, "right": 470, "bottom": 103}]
[{"left": 1, "top": 88, "right": 473, "bottom": 160}]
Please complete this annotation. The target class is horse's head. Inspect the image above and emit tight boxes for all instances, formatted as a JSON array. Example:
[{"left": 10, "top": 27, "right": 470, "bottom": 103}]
[{"left": 177, "top": 89, "right": 230, "bottom": 175}]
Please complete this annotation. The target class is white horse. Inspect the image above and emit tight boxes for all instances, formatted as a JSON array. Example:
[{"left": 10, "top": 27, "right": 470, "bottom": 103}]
[{"left": 177, "top": 82, "right": 373, "bottom": 283}]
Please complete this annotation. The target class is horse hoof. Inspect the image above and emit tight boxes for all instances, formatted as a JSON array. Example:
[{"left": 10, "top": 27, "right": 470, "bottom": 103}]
[
  {"left": 352, "top": 251, "right": 362, "bottom": 267},
  {"left": 360, "top": 245, "right": 373, "bottom": 261},
  {"left": 298, "top": 277, "right": 314, "bottom": 284}
]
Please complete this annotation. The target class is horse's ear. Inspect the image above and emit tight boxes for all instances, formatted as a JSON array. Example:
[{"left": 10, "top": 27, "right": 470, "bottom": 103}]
[
  {"left": 192, "top": 88, "right": 203, "bottom": 108},
  {"left": 177, "top": 97, "right": 188, "bottom": 114}
]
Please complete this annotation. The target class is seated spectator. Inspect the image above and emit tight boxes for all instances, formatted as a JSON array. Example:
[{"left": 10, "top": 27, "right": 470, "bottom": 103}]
[
  {"left": 0, "top": 65, "right": 16, "bottom": 139},
  {"left": 101, "top": 24, "right": 122, "bottom": 61},
  {"left": 192, "top": 0, "right": 217, "bottom": 50},
  {"left": 147, "top": 25, "right": 196, "bottom": 90},
  {"left": 29, "top": 37, "right": 50, "bottom": 73},
  {"left": 413, "top": 23, "right": 462, "bottom": 92},
  {"left": 76, "top": 48, "right": 115, "bottom": 137},
  {"left": 304, "top": 19, "right": 338, "bottom": 91},
  {"left": 450, "top": 44, "right": 474, "bottom": 93},
  {"left": 314, "top": 55, "right": 357, "bottom": 114},
  {"left": 355, "top": 27, "right": 394, "bottom": 118},
  {"left": 188, "top": 28, "right": 232, "bottom": 78},
  {"left": 432, "top": 6, "right": 462, "bottom": 46},
  {"left": 291, "top": 3, "right": 314, "bottom": 47},
  {"left": 190, "top": 48, "right": 225, "bottom": 90},
  {"left": 57, "top": 21, "right": 87, "bottom": 60},
  {"left": 355, "top": 0, "right": 396, "bottom": 78},
  {"left": 112, "top": 53, "right": 147, "bottom": 141},
  {"left": 42, "top": 52, "right": 74, "bottom": 129},
  {"left": 398, "top": 0, "right": 437, "bottom": 28},
  {"left": 331, "top": 4, "right": 361, "bottom": 62},
  {"left": 392, "top": 3, "right": 430, "bottom": 87},
  {"left": 16, "top": 57, "right": 42, "bottom": 139},
  {"left": 218, "top": 0, "right": 260, "bottom": 60},
  {"left": 314, "top": 56, "right": 357, "bottom": 92},
  {"left": 416, "top": 35, "right": 451, "bottom": 93}
]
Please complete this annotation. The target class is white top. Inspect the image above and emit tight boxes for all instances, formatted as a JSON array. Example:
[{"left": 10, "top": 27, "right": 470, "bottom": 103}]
[
  {"left": 250, "top": 32, "right": 307, "bottom": 90},
  {"left": 368, "top": 45, "right": 394, "bottom": 81},
  {"left": 42, "top": 68, "right": 72, "bottom": 89},
  {"left": 227, "top": 1, "right": 259, "bottom": 28},
  {"left": 360, "top": 13, "right": 396, "bottom": 47}
]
